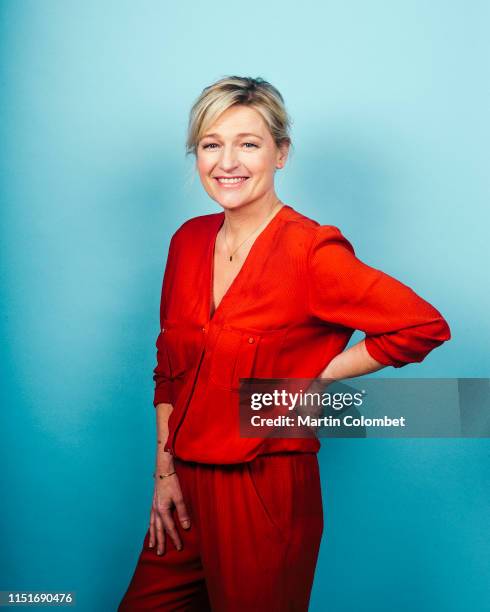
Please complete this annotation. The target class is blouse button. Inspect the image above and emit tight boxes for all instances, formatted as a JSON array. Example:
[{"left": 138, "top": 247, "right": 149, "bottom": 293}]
[
  {"left": 248, "top": 336, "right": 255, "bottom": 344},
  {"left": 201, "top": 326, "right": 206, "bottom": 333},
  {"left": 161, "top": 327, "right": 166, "bottom": 333}
]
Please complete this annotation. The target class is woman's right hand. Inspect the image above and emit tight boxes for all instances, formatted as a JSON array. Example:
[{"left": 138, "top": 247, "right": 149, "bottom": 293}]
[{"left": 149, "top": 470, "right": 191, "bottom": 555}]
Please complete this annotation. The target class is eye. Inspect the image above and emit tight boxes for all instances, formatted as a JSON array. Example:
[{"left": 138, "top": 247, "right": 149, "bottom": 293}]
[{"left": 200, "top": 142, "right": 259, "bottom": 150}]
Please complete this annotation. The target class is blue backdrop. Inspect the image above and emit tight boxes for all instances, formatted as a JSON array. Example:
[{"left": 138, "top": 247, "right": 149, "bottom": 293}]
[{"left": 1, "top": 1, "right": 488, "bottom": 610}]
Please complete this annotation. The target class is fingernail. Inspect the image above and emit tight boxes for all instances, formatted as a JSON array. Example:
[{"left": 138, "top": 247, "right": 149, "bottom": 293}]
[
  {"left": 149, "top": 541, "right": 153, "bottom": 547},
  {"left": 182, "top": 520, "right": 190, "bottom": 529},
  {"left": 177, "top": 545, "right": 182, "bottom": 551}
]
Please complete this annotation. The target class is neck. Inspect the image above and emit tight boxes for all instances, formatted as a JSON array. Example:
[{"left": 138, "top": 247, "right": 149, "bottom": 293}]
[{"left": 222, "top": 194, "right": 282, "bottom": 241}]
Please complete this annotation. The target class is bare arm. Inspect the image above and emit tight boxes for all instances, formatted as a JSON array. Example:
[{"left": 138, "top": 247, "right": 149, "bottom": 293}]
[
  {"left": 155, "top": 402, "right": 174, "bottom": 473},
  {"left": 148, "top": 402, "right": 191, "bottom": 555},
  {"left": 320, "top": 339, "right": 386, "bottom": 381}
]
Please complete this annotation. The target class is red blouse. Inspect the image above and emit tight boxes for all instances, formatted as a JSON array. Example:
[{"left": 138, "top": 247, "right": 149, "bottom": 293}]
[{"left": 153, "top": 204, "right": 451, "bottom": 463}]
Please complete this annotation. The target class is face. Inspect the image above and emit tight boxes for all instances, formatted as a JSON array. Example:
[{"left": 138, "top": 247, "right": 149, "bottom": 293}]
[{"left": 196, "top": 104, "right": 289, "bottom": 211}]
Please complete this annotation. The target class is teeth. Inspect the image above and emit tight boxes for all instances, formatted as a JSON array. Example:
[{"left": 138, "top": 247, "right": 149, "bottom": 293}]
[{"left": 217, "top": 177, "right": 247, "bottom": 184}]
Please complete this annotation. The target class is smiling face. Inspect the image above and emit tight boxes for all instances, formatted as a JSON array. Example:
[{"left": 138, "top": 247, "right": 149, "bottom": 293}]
[{"left": 196, "top": 104, "right": 289, "bottom": 211}]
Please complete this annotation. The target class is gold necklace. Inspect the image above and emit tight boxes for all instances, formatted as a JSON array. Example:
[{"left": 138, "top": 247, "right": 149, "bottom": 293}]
[{"left": 223, "top": 200, "right": 283, "bottom": 262}]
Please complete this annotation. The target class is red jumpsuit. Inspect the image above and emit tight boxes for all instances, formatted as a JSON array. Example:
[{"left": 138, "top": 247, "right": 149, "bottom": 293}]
[{"left": 118, "top": 204, "right": 451, "bottom": 610}]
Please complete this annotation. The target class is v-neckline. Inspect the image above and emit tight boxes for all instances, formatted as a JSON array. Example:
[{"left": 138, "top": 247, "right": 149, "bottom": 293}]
[{"left": 207, "top": 204, "right": 290, "bottom": 322}]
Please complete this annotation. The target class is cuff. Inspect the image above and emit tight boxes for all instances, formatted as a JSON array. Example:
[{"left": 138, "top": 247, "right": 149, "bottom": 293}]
[
  {"left": 364, "top": 335, "right": 408, "bottom": 369},
  {"left": 153, "top": 383, "right": 175, "bottom": 408}
]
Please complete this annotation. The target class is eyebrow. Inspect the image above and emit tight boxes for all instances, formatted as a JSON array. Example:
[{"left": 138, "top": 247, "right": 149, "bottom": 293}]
[{"left": 201, "top": 132, "right": 264, "bottom": 140}]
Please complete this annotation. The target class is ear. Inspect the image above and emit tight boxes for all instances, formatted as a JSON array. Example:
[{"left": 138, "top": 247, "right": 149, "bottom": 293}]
[{"left": 275, "top": 140, "right": 290, "bottom": 169}]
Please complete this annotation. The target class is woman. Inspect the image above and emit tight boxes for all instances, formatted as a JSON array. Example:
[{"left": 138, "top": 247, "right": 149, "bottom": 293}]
[{"left": 118, "top": 76, "right": 451, "bottom": 611}]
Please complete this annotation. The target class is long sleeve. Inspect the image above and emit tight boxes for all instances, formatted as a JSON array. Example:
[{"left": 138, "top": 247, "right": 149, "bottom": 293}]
[
  {"left": 152, "top": 232, "right": 178, "bottom": 407},
  {"left": 307, "top": 225, "right": 451, "bottom": 368}
]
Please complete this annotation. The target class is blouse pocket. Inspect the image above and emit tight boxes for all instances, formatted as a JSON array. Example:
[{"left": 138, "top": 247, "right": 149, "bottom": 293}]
[{"left": 208, "top": 326, "right": 287, "bottom": 392}]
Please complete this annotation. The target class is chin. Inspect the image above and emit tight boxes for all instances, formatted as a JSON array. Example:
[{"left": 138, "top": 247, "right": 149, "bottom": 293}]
[{"left": 213, "top": 195, "right": 251, "bottom": 211}]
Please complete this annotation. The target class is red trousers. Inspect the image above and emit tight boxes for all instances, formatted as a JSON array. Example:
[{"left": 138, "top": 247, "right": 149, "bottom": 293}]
[{"left": 117, "top": 452, "right": 323, "bottom": 611}]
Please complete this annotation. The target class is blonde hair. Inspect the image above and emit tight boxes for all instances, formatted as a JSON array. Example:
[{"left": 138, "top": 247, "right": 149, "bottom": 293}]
[{"left": 185, "top": 75, "right": 292, "bottom": 157}]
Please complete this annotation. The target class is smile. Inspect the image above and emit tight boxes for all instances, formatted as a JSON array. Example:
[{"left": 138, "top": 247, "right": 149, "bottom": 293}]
[{"left": 214, "top": 177, "right": 249, "bottom": 186}]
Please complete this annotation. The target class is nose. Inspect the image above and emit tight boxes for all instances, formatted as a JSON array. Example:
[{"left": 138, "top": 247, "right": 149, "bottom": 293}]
[{"left": 218, "top": 144, "right": 240, "bottom": 173}]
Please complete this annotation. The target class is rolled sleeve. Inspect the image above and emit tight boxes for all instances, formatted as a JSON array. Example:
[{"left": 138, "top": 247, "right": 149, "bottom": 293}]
[
  {"left": 152, "top": 329, "right": 176, "bottom": 407},
  {"left": 152, "top": 232, "right": 179, "bottom": 407},
  {"left": 307, "top": 225, "right": 451, "bottom": 368}
]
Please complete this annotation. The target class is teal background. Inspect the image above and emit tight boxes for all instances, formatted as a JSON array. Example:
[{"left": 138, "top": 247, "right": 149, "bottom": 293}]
[{"left": 1, "top": 1, "right": 488, "bottom": 610}]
